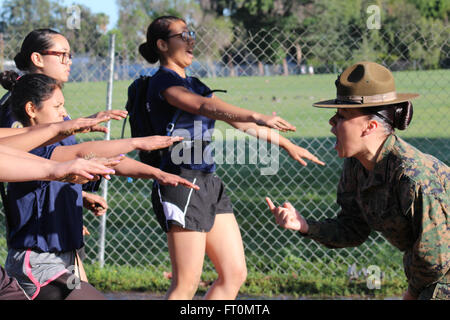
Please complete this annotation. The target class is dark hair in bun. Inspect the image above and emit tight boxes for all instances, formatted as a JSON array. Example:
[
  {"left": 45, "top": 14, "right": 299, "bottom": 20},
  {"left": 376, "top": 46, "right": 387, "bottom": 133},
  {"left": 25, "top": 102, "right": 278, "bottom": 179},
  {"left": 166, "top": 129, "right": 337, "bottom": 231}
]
[
  {"left": 14, "top": 28, "right": 61, "bottom": 71},
  {"left": 0, "top": 70, "right": 20, "bottom": 91},
  {"left": 10, "top": 73, "right": 63, "bottom": 127},
  {"left": 139, "top": 16, "right": 184, "bottom": 64},
  {"left": 361, "top": 101, "right": 414, "bottom": 134}
]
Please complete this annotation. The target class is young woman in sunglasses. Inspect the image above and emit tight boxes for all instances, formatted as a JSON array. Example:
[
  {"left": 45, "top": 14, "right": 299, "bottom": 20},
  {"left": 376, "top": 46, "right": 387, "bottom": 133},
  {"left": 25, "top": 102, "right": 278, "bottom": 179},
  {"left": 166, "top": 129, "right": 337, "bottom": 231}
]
[{"left": 136, "top": 15, "right": 324, "bottom": 300}]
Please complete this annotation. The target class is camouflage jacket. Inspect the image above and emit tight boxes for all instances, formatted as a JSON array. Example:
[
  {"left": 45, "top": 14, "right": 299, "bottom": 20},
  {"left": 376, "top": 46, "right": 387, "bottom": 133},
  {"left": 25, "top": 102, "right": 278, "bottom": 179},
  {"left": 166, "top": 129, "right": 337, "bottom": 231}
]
[{"left": 303, "top": 134, "right": 449, "bottom": 298}]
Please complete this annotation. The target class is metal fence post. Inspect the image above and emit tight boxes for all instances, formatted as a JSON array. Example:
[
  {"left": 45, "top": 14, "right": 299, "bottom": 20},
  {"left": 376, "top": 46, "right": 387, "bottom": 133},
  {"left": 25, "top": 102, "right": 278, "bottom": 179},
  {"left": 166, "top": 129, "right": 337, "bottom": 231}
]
[{"left": 99, "top": 33, "right": 115, "bottom": 268}]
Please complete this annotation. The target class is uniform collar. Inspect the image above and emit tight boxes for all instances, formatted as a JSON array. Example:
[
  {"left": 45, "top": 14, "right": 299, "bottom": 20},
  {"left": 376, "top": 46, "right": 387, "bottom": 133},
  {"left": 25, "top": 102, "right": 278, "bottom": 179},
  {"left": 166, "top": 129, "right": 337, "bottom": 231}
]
[{"left": 359, "top": 134, "right": 397, "bottom": 191}]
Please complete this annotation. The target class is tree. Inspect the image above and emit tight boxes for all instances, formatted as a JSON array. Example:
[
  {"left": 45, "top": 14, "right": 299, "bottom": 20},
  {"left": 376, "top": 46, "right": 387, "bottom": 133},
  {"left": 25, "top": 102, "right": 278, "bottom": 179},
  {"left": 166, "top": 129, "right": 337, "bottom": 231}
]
[
  {"left": 0, "top": 0, "right": 112, "bottom": 60},
  {"left": 193, "top": 10, "right": 233, "bottom": 77},
  {"left": 116, "top": 0, "right": 197, "bottom": 62},
  {"left": 207, "top": 0, "right": 307, "bottom": 75},
  {"left": 64, "top": 5, "right": 111, "bottom": 57},
  {"left": 0, "top": 0, "right": 65, "bottom": 59},
  {"left": 407, "top": 0, "right": 449, "bottom": 21}
]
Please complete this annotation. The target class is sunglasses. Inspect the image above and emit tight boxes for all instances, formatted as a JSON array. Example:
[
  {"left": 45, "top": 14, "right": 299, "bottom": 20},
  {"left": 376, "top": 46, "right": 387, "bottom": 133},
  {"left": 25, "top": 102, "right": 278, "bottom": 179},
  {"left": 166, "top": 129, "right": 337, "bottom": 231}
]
[
  {"left": 166, "top": 31, "right": 196, "bottom": 42},
  {"left": 39, "top": 50, "right": 72, "bottom": 64}
]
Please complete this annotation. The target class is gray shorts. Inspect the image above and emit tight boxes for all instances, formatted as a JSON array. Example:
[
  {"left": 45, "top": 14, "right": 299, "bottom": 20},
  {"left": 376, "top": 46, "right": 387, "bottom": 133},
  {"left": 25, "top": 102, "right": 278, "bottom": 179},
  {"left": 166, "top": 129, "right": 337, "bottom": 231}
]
[{"left": 4, "top": 249, "right": 79, "bottom": 300}]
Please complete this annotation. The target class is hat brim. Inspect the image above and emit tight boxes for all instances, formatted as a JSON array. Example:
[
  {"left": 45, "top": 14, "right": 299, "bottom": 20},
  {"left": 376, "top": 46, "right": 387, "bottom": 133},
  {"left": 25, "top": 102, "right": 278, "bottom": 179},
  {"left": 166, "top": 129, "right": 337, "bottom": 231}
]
[{"left": 313, "top": 93, "right": 419, "bottom": 108}]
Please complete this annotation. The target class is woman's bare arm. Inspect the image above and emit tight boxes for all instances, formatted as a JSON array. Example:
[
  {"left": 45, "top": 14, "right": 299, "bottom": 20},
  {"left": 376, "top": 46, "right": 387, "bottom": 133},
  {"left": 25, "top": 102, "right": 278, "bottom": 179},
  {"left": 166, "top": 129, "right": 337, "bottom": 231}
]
[{"left": 163, "top": 87, "right": 296, "bottom": 132}]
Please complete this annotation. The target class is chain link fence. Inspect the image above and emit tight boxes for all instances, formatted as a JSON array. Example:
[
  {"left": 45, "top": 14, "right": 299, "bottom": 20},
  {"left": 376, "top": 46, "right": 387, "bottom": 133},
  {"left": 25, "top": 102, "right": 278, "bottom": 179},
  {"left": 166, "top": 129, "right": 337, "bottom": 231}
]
[{"left": 0, "top": 22, "right": 449, "bottom": 281}]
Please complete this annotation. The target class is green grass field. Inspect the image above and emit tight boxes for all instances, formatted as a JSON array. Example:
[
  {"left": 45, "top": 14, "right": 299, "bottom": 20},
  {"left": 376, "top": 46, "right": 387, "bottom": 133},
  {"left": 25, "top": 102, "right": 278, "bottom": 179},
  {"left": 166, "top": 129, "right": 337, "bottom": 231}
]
[{"left": 0, "top": 69, "right": 448, "bottom": 297}]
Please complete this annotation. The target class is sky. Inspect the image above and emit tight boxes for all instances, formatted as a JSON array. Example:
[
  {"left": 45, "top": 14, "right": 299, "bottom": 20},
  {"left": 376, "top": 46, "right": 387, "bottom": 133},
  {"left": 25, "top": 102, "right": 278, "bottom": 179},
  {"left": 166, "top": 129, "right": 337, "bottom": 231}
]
[
  {"left": 61, "top": 0, "right": 119, "bottom": 30},
  {"left": 0, "top": 0, "right": 119, "bottom": 31}
]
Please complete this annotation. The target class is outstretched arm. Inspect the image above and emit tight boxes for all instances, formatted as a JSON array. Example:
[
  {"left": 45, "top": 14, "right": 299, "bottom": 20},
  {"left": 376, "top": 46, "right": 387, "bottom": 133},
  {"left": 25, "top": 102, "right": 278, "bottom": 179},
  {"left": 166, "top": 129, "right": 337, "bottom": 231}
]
[
  {"left": 34, "top": 135, "right": 197, "bottom": 190},
  {"left": 112, "top": 157, "right": 199, "bottom": 190},
  {"left": 0, "top": 116, "right": 111, "bottom": 151},
  {"left": 265, "top": 196, "right": 371, "bottom": 249},
  {"left": 0, "top": 150, "right": 117, "bottom": 183},
  {"left": 227, "top": 121, "right": 325, "bottom": 166},
  {"left": 49, "top": 136, "right": 183, "bottom": 162},
  {"left": 163, "top": 87, "right": 296, "bottom": 132},
  {"left": 87, "top": 109, "right": 128, "bottom": 121}
]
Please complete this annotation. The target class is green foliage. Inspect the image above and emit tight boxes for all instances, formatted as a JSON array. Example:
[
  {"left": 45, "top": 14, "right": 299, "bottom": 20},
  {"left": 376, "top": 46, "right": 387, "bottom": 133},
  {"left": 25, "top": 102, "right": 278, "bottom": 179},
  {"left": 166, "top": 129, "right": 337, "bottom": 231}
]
[
  {"left": 212, "top": 0, "right": 449, "bottom": 69},
  {"left": 64, "top": 5, "right": 110, "bottom": 57},
  {"left": 0, "top": 0, "right": 447, "bottom": 68},
  {"left": 407, "top": 0, "right": 450, "bottom": 20}
]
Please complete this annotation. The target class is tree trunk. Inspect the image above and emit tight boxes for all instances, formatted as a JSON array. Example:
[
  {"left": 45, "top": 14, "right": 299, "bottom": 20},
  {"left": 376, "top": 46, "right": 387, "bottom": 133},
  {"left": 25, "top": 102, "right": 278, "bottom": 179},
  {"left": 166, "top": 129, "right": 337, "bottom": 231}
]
[
  {"left": 295, "top": 43, "right": 302, "bottom": 65},
  {"left": 227, "top": 53, "right": 235, "bottom": 77},
  {"left": 258, "top": 61, "right": 264, "bottom": 76},
  {"left": 283, "top": 57, "right": 289, "bottom": 76},
  {"left": 207, "top": 57, "right": 216, "bottom": 78}
]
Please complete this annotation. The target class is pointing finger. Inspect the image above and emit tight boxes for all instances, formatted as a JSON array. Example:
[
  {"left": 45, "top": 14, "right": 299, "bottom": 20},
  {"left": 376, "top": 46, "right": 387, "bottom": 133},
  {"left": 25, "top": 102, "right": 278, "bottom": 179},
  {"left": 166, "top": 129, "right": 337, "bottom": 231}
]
[{"left": 265, "top": 197, "right": 276, "bottom": 211}]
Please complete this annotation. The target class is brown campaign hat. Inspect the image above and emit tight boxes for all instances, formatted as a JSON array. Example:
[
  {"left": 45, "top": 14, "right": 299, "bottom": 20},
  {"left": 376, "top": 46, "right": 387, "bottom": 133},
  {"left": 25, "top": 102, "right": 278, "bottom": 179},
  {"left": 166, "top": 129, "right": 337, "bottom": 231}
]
[{"left": 313, "top": 61, "right": 419, "bottom": 108}]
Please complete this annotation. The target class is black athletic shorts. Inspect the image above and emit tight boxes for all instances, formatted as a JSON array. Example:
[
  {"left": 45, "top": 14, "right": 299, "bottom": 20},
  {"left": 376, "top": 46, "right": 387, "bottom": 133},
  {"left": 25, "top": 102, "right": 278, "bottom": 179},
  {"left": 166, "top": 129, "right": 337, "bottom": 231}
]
[{"left": 151, "top": 168, "right": 233, "bottom": 233}]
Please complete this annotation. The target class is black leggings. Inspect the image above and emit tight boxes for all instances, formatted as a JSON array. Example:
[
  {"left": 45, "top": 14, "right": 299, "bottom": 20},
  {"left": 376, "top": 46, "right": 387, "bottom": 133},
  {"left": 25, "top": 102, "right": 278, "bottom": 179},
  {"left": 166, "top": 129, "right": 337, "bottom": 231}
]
[{"left": 35, "top": 273, "right": 106, "bottom": 300}]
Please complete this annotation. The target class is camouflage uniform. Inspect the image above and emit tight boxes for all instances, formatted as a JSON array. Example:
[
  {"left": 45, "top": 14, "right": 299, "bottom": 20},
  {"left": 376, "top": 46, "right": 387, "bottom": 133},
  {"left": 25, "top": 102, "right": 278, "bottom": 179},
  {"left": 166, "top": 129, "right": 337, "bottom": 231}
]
[{"left": 302, "top": 134, "right": 449, "bottom": 299}]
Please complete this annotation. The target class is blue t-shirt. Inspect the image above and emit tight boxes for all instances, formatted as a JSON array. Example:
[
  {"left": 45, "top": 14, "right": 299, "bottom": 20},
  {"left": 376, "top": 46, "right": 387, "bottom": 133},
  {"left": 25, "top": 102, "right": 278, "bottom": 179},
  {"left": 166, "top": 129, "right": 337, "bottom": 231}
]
[
  {"left": 147, "top": 66, "right": 216, "bottom": 172},
  {"left": 6, "top": 136, "right": 84, "bottom": 253}
]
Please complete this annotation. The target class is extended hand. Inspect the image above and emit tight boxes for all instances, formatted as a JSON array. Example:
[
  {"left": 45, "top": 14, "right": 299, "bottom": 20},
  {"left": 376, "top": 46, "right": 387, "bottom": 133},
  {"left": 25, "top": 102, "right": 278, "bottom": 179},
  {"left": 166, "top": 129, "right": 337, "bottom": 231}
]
[
  {"left": 82, "top": 192, "right": 108, "bottom": 216},
  {"left": 88, "top": 109, "right": 128, "bottom": 121},
  {"left": 52, "top": 158, "right": 116, "bottom": 184},
  {"left": 136, "top": 136, "right": 184, "bottom": 151},
  {"left": 256, "top": 114, "right": 296, "bottom": 132},
  {"left": 156, "top": 170, "right": 200, "bottom": 190},
  {"left": 284, "top": 142, "right": 325, "bottom": 166},
  {"left": 57, "top": 116, "right": 111, "bottom": 136},
  {"left": 265, "top": 197, "right": 308, "bottom": 233}
]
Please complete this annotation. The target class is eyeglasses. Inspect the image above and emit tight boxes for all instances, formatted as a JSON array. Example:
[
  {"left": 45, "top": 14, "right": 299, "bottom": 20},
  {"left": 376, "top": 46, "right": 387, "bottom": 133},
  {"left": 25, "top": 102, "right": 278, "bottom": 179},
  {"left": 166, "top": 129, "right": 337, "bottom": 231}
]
[
  {"left": 39, "top": 50, "right": 72, "bottom": 64},
  {"left": 167, "top": 31, "right": 196, "bottom": 42}
]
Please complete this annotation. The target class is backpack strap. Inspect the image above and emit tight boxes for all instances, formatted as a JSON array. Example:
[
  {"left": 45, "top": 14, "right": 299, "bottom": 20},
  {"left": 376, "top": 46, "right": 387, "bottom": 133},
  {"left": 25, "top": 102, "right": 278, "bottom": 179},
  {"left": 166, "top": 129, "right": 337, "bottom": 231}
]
[
  {"left": 158, "top": 109, "right": 183, "bottom": 170},
  {"left": 165, "top": 108, "right": 182, "bottom": 136},
  {"left": 0, "top": 92, "right": 11, "bottom": 248},
  {"left": 0, "top": 91, "right": 11, "bottom": 107}
]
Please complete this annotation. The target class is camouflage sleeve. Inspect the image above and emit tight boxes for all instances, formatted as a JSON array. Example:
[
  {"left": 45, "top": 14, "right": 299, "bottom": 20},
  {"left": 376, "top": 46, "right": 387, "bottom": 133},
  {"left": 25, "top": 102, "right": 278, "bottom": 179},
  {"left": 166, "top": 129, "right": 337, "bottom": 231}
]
[
  {"left": 301, "top": 159, "right": 371, "bottom": 248},
  {"left": 403, "top": 177, "right": 450, "bottom": 298}
]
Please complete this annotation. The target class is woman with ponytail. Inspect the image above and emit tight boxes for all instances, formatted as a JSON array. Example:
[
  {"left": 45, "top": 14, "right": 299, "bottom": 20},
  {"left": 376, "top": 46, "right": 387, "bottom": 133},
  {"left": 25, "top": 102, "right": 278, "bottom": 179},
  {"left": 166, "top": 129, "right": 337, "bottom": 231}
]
[
  {"left": 133, "top": 16, "right": 324, "bottom": 300},
  {"left": 267, "top": 61, "right": 449, "bottom": 300}
]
